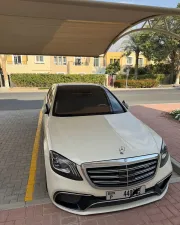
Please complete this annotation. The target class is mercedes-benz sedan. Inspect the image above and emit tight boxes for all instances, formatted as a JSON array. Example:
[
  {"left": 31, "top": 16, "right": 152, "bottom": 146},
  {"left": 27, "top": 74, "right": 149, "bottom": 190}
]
[{"left": 42, "top": 83, "right": 172, "bottom": 215}]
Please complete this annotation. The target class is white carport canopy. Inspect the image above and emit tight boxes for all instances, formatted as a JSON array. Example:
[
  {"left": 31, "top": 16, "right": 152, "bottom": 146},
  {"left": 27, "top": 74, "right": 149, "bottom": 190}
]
[{"left": 1, "top": 0, "right": 180, "bottom": 57}]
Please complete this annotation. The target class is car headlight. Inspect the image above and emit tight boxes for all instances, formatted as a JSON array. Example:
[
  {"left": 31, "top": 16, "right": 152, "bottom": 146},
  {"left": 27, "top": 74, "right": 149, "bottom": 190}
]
[
  {"left": 50, "top": 151, "right": 83, "bottom": 181},
  {"left": 160, "top": 140, "right": 169, "bottom": 168}
]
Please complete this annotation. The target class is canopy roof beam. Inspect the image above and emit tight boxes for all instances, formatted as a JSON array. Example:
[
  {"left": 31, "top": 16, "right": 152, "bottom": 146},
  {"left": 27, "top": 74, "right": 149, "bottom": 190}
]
[{"left": 114, "top": 15, "right": 180, "bottom": 44}]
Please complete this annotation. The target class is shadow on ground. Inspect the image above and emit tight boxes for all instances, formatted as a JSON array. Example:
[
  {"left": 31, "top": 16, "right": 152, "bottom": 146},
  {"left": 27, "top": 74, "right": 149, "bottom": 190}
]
[
  {"left": 33, "top": 128, "right": 49, "bottom": 201},
  {"left": 0, "top": 99, "right": 43, "bottom": 111}
]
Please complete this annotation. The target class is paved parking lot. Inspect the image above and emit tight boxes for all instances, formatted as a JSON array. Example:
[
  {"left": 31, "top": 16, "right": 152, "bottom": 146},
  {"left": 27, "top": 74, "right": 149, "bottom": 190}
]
[
  {"left": 0, "top": 90, "right": 180, "bottom": 224},
  {"left": 0, "top": 110, "right": 39, "bottom": 204},
  {"left": 2, "top": 185, "right": 180, "bottom": 225},
  {"left": 0, "top": 109, "right": 50, "bottom": 206}
]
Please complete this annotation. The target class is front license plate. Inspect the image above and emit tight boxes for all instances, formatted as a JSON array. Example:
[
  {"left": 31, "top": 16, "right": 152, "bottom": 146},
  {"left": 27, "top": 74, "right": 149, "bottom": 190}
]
[{"left": 106, "top": 186, "right": 146, "bottom": 200}]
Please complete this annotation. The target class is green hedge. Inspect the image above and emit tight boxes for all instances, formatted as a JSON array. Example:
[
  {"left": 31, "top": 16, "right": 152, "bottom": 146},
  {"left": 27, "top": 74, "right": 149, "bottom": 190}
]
[
  {"left": 114, "top": 79, "right": 159, "bottom": 88},
  {"left": 116, "top": 74, "right": 165, "bottom": 83},
  {"left": 11, "top": 74, "right": 106, "bottom": 87},
  {"left": 116, "top": 74, "right": 155, "bottom": 80}
]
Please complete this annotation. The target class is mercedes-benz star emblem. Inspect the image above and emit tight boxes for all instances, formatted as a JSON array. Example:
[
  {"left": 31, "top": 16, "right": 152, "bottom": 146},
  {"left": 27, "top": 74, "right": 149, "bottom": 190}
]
[{"left": 119, "top": 146, "right": 125, "bottom": 154}]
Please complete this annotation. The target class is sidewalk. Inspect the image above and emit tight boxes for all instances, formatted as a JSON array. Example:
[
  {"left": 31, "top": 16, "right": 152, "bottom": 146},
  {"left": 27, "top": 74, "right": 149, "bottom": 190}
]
[
  {"left": 109, "top": 86, "right": 180, "bottom": 91},
  {"left": 1, "top": 184, "right": 180, "bottom": 225},
  {"left": 130, "top": 103, "right": 180, "bottom": 165},
  {"left": 0, "top": 87, "right": 47, "bottom": 93},
  {"left": 0, "top": 86, "right": 179, "bottom": 93}
]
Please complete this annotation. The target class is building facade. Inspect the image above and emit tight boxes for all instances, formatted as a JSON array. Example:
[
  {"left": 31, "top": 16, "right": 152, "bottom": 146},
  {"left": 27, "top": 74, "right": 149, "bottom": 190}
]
[
  {"left": 5, "top": 53, "right": 150, "bottom": 75},
  {"left": 104, "top": 52, "right": 150, "bottom": 72}
]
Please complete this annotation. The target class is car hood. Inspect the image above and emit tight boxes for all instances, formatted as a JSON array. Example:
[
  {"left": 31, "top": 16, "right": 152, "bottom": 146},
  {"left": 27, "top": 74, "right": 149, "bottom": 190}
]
[{"left": 47, "top": 112, "right": 161, "bottom": 165}]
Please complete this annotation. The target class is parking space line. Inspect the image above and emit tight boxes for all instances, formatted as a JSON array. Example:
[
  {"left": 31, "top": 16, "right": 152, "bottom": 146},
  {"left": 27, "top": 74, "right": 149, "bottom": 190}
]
[{"left": 25, "top": 111, "right": 43, "bottom": 201}]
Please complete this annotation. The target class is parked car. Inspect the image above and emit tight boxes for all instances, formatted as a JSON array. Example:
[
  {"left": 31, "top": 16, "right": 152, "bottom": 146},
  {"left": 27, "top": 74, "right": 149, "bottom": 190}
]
[{"left": 42, "top": 83, "right": 172, "bottom": 215}]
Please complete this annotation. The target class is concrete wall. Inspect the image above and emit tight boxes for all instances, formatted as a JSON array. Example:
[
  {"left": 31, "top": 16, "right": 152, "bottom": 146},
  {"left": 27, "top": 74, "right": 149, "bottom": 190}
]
[
  {"left": 68, "top": 62, "right": 93, "bottom": 74},
  {"left": 6, "top": 55, "right": 51, "bottom": 74},
  {"left": 49, "top": 56, "right": 68, "bottom": 74}
]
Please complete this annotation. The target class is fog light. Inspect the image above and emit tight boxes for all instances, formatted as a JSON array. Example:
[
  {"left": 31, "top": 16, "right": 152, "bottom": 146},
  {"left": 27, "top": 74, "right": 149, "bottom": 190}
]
[
  {"left": 157, "top": 174, "right": 171, "bottom": 190},
  {"left": 55, "top": 192, "right": 81, "bottom": 204}
]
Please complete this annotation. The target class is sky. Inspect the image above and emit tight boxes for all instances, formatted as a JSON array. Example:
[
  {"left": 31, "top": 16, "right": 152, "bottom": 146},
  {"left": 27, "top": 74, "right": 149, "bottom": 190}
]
[{"left": 99, "top": 0, "right": 179, "bottom": 8}]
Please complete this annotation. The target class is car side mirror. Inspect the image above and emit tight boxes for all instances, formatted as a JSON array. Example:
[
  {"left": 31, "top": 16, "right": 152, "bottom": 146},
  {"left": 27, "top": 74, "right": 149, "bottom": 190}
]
[
  {"left": 42, "top": 104, "right": 49, "bottom": 114},
  {"left": 122, "top": 100, "right": 129, "bottom": 109}
]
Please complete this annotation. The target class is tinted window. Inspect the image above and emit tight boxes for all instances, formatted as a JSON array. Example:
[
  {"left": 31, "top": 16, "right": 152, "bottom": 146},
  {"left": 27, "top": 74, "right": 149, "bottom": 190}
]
[
  {"left": 105, "top": 90, "right": 125, "bottom": 113},
  {"left": 53, "top": 85, "right": 112, "bottom": 117}
]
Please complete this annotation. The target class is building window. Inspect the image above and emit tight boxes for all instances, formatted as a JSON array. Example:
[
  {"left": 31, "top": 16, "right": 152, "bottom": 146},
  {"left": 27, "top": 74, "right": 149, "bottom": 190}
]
[
  {"left": 35, "top": 55, "right": 44, "bottom": 64},
  {"left": 94, "top": 57, "right": 99, "bottom": 67},
  {"left": 114, "top": 59, "right": 120, "bottom": 64},
  {"left": 75, "top": 57, "right": 82, "bottom": 66},
  {"left": 138, "top": 58, "right": 143, "bottom": 67},
  {"left": 54, "top": 56, "right": 67, "bottom": 65},
  {"left": 127, "top": 56, "right": 133, "bottom": 65},
  {"left": 110, "top": 58, "right": 120, "bottom": 65},
  {"left": 13, "top": 55, "right": 22, "bottom": 64}
]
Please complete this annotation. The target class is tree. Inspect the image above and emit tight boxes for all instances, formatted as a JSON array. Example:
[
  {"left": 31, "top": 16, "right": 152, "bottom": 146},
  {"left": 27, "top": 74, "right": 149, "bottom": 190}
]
[
  {"left": 120, "top": 33, "right": 144, "bottom": 79},
  {"left": 119, "top": 3, "right": 180, "bottom": 83},
  {"left": 105, "top": 61, "right": 120, "bottom": 75},
  {"left": 136, "top": 7, "right": 180, "bottom": 85},
  {"left": 122, "top": 3, "right": 180, "bottom": 85},
  {"left": 136, "top": 33, "right": 180, "bottom": 84}
]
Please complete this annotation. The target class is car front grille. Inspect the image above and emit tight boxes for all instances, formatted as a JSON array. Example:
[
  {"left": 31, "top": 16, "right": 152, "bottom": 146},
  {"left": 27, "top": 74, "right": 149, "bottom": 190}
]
[{"left": 86, "top": 157, "right": 158, "bottom": 188}]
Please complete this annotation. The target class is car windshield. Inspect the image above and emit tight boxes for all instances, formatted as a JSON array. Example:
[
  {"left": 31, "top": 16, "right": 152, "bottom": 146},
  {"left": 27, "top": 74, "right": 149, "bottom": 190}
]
[{"left": 53, "top": 85, "right": 124, "bottom": 117}]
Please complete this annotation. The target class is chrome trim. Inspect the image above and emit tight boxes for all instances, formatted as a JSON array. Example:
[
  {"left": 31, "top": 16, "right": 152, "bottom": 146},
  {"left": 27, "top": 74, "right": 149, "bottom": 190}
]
[
  {"left": 83, "top": 154, "right": 158, "bottom": 167},
  {"left": 127, "top": 163, "right": 129, "bottom": 186},
  {"left": 128, "top": 161, "right": 157, "bottom": 171},
  {"left": 129, "top": 166, "right": 156, "bottom": 177},
  {"left": 81, "top": 154, "right": 159, "bottom": 190}
]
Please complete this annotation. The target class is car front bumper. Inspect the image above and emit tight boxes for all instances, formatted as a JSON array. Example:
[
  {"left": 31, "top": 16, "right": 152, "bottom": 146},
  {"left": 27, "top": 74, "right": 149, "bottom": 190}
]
[{"left": 45, "top": 156, "right": 172, "bottom": 215}]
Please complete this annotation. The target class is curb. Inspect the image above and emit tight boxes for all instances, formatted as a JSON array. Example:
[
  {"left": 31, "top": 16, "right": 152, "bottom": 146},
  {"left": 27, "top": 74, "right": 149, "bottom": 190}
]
[
  {"left": 108, "top": 87, "right": 175, "bottom": 91},
  {"left": 171, "top": 157, "right": 180, "bottom": 176},
  {"left": 0, "top": 198, "right": 51, "bottom": 210}
]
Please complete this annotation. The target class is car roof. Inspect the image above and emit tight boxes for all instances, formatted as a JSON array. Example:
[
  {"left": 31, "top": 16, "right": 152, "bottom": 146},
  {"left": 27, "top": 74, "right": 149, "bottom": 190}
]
[{"left": 56, "top": 83, "right": 102, "bottom": 87}]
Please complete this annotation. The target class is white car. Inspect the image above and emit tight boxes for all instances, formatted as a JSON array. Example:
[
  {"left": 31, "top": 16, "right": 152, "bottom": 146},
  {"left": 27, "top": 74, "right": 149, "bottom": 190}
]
[{"left": 42, "top": 83, "right": 172, "bottom": 215}]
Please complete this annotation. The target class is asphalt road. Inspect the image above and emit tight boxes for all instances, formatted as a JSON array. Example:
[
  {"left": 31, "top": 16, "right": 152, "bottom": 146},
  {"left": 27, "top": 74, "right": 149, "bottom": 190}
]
[
  {"left": 0, "top": 88, "right": 179, "bottom": 110},
  {"left": 114, "top": 88, "right": 180, "bottom": 105}
]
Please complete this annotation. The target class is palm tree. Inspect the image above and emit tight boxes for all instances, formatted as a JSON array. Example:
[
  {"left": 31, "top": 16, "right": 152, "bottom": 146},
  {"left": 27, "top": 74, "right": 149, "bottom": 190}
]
[{"left": 120, "top": 33, "right": 142, "bottom": 79}]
